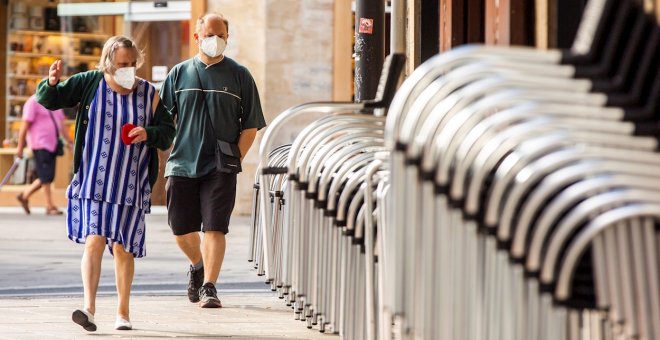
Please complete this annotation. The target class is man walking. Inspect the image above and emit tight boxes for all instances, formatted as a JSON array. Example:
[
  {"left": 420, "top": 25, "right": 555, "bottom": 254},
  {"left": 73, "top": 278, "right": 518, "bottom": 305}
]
[{"left": 160, "top": 13, "right": 266, "bottom": 308}]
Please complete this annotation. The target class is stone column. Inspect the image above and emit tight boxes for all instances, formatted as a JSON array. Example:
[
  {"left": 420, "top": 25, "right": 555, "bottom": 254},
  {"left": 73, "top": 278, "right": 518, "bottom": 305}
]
[{"left": 208, "top": 0, "right": 334, "bottom": 215}]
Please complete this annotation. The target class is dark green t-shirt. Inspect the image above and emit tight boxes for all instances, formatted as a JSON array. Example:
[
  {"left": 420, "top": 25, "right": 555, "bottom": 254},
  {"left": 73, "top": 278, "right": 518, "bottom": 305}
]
[{"left": 160, "top": 56, "right": 266, "bottom": 178}]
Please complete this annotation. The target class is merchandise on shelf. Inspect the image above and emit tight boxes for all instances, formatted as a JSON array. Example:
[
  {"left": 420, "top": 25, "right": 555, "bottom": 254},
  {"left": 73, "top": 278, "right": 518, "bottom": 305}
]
[{"left": 5, "top": 0, "right": 108, "bottom": 139}]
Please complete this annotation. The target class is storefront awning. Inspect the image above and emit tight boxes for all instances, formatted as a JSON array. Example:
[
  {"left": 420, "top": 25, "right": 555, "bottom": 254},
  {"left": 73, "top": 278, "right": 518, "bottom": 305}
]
[{"left": 57, "top": 1, "right": 190, "bottom": 22}]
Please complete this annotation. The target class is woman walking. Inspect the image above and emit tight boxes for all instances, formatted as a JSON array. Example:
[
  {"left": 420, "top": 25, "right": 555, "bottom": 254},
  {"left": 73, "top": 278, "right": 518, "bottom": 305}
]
[
  {"left": 15, "top": 95, "right": 72, "bottom": 215},
  {"left": 36, "top": 36, "right": 174, "bottom": 332}
]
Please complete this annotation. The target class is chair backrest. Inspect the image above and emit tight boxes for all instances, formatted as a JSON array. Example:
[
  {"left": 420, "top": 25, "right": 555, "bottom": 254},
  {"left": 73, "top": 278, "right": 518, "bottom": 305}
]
[{"left": 363, "top": 53, "right": 406, "bottom": 110}]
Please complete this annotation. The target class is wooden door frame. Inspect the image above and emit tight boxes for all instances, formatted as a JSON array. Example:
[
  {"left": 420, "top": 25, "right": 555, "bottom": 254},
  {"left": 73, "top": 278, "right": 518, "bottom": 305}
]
[
  {"left": 333, "top": 0, "right": 353, "bottom": 101},
  {"left": 440, "top": 0, "right": 484, "bottom": 52},
  {"left": 485, "top": 0, "right": 533, "bottom": 46},
  {"left": 188, "top": 0, "right": 206, "bottom": 57},
  {"left": 1, "top": 1, "right": 6, "bottom": 141}
]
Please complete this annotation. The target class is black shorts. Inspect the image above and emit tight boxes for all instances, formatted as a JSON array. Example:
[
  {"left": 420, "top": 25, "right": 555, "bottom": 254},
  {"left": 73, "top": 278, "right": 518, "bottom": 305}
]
[
  {"left": 165, "top": 170, "right": 237, "bottom": 235},
  {"left": 32, "top": 149, "right": 57, "bottom": 183}
]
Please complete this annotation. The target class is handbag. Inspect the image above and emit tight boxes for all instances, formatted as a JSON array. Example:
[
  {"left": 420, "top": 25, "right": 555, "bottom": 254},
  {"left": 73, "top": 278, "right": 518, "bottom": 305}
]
[
  {"left": 193, "top": 60, "right": 243, "bottom": 173},
  {"left": 55, "top": 139, "right": 65, "bottom": 156},
  {"left": 216, "top": 140, "right": 242, "bottom": 173},
  {"left": 48, "top": 110, "right": 65, "bottom": 156}
]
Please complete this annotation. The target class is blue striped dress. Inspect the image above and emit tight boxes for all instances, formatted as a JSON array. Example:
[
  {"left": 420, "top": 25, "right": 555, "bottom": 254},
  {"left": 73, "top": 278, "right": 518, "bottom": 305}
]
[{"left": 66, "top": 78, "right": 154, "bottom": 258}]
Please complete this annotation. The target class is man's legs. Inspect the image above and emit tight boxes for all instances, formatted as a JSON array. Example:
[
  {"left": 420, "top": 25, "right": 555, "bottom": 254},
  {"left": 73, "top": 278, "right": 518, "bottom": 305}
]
[
  {"left": 175, "top": 231, "right": 225, "bottom": 307},
  {"left": 175, "top": 232, "right": 203, "bottom": 265},
  {"left": 196, "top": 231, "right": 224, "bottom": 308},
  {"left": 195, "top": 171, "right": 234, "bottom": 308},
  {"left": 201, "top": 231, "right": 226, "bottom": 283},
  {"left": 167, "top": 174, "right": 207, "bottom": 303},
  {"left": 174, "top": 232, "right": 205, "bottom": 303},
  {"left": 167, "top": 172, "right": 232, "bottom": 307}
]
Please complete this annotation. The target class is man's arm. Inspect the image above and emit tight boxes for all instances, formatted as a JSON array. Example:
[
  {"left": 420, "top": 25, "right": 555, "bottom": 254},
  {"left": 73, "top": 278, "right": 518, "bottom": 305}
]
[
  {"left": 237, "top": 128, "right": 257, "bottom": 161},
  {"left": 15, "top": 121, "right": 30, "bottom": 159}
]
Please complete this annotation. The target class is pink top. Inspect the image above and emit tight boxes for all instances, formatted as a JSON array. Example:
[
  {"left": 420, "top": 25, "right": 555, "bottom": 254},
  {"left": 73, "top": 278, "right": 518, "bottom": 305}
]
[{"left": 22, "top": 95, "right": 66, "bottom": 153}]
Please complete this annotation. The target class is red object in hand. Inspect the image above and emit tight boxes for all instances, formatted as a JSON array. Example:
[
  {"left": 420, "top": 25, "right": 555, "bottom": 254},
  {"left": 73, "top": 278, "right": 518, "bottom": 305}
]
[{"left": 121, "top": 124, "right": 136, "bottom": 145}]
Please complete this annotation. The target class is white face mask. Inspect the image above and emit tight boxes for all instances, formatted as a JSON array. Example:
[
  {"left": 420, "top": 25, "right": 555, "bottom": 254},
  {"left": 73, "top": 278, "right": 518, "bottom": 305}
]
[
  {"left": 200, "top": 35, "right": 226, "bottom": 58},
  {"left": 113, "top": 66, "right": 136, "bottom": 89}
]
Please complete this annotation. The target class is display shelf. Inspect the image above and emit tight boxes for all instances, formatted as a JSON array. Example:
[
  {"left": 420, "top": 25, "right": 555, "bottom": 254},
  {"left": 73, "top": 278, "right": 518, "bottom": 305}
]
[
  {"left": 10, "top": 29, "right": 108, "bottom": 39},
  {"left": 8, "top": 96, "right": 32, "bottom": 102},
  {"left": 8, "top": 74, "right": 68, "bottom": 81},
  {"left": 7, "top": 74, "right": 46, "bottom": 80},
  {"left": 4, "top": 0, "right": 109, "bottom": 154},
  {"left": 8, "top": 51, "right": 100, "bottom": 62}
]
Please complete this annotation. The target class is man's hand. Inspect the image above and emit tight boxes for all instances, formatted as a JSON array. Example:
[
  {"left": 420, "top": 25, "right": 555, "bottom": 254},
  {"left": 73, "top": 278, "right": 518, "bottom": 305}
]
[
  {"left": 128, "top": 127, "right": 148, "bottom": 144},
  {"left": 15, "top": 147, "right": 23, "bottom": 160},
  {"left": 48, "top": 60, "right": 63, "bottom": 86},
  {"left": 237, "top": 128, "right": 257, "bottom": 163}
]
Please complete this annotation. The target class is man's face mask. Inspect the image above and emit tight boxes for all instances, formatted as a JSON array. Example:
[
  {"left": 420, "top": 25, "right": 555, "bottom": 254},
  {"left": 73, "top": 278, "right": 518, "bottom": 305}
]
[
  {"left": 113, "top": 66, "right": 136, "bottom": 89},
  {"left": 200, "top": 35, "right": 226, "bottom": 58}
]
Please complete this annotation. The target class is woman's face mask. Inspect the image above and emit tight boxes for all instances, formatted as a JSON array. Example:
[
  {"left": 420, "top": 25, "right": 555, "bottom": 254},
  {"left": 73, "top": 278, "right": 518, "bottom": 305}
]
[
  {"left": 200, "top": 35, "right": 226, "bottom": 58},
  {"left": 113, "top": 66, "right": 136, "bottom": 89}
]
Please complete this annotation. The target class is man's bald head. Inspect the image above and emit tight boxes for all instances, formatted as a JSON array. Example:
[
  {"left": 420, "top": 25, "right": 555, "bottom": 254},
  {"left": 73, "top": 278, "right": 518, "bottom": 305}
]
[{"left": 196, "top": 13, "right": 229, "bottom": 34}]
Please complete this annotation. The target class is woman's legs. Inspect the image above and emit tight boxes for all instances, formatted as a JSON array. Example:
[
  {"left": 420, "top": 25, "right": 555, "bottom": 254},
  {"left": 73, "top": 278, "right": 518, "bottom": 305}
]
[
  {"left": 81, "top": 235, "right": 106, "bottom": 314},
  {"left": 113, "top": 243, "right": 134, "bottom": 320}
]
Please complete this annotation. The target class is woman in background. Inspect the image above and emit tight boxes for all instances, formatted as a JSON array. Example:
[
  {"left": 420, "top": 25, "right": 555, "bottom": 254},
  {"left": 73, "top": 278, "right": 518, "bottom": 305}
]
[{"left": 15, "top": 95, "right": 72, "bottom": 215}]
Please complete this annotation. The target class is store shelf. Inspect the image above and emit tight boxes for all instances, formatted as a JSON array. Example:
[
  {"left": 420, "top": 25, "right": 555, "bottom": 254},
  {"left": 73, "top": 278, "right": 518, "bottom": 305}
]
[
  {"left": 8, "top": 51, "right": 100, "bottom": 62},
  {"left": 4, "top": 0, "right": 109, "bottom": 152},
  {"left": 8, "top": 96, "right": 32, "bottom": 102},
  {"left": 8, "top": 74, "right": 68, "bottom": 81},
  {"left": 7, "top": 74, "right": 47, "bottom": 80},
  {"left": 9, "top": 29, "right": 109, "bottom": 40}
]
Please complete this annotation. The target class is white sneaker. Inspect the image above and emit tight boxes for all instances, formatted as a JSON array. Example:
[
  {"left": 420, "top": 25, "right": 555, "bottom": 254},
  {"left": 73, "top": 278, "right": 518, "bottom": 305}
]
[
  {"left": 115, "top": 317, "right": 132, "bottom": 330},
  {"left": 72, "top": 309, "right": 96, "bottom": 332}
]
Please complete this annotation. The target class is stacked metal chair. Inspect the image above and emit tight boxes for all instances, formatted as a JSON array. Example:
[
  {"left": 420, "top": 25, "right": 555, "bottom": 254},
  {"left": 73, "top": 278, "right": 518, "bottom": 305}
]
[
  {"left": 250, "top": 54, "right": 406, "bottom": 339},
  {"left": 251, "top": 0, "right": 659, "bottom": 339},
  {"left": 383, "top": 0, "right": 660, "bottom": 339}
]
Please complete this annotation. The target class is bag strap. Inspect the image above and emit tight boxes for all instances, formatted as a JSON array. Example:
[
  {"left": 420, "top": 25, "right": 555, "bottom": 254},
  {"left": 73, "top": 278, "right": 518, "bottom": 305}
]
[
  {"left": 47, "top": 110, "right": 62, "bottom": 142},
  {"left": 192, "top": 58, "right": 221, "bottom": 140},
  {"left": 192, "top": 57, "right": 243, "bottom": 140}
]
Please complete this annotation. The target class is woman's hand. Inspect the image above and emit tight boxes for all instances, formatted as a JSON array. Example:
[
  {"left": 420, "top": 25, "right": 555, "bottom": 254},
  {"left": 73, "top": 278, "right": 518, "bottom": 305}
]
[
  {"left": 48, "top": 60, "right": 63, "bottom": 86},
  {"left": 128, "top": 127, "right": 147, "bottom": 144}
]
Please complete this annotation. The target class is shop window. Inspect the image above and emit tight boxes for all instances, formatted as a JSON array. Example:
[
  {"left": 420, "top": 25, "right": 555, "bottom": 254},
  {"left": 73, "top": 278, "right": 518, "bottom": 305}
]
[{"left": 5, "top": 0, "right": 109, "bottom": 146}]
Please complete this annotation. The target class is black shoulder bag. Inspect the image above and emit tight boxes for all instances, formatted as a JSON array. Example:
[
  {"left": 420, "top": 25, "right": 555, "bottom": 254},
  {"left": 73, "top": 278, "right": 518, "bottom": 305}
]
[
  {"left": 193, "top": 59, "right": 242, "bottom": 174},
  {"left": 47, "top": 110, "right": 65, "bottom": 156}
]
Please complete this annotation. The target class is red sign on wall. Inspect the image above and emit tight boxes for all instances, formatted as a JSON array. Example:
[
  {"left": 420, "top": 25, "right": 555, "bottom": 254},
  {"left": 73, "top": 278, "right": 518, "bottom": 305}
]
[{"left": 359, "top": 18, "right": 374, "bottom": 34}]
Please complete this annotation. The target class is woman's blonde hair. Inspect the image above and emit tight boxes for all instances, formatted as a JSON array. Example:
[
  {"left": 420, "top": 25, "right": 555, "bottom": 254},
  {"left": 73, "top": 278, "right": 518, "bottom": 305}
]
[{"left": 96, "top": 36, "right": 144, "bottom": 74}]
